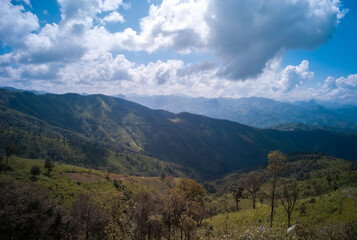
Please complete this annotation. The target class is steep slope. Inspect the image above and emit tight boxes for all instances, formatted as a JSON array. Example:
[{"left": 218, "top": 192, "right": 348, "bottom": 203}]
[{"left": 1, "top": 89, "right": 357, "bottom": 179}]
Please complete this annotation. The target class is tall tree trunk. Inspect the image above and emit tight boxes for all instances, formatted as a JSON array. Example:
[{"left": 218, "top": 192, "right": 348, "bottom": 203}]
[
  {"left": 270, "top": 179, "right": 276, "bottom": 227},
  {"left": 167, "top": 221, "right": 171, "bottom": 240},
  {"left": 180, "top": 218, "right": 184, "bottom": 240},
  {"left": 288, "top": 212, "right": 291, "bottom": 227}
]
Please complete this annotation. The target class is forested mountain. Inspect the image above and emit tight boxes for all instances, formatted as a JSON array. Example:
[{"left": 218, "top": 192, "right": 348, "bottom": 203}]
[
  {"left": 1, "top": 88, "right": 357, "bottom": 180},
  {"left": 124, "top": 95, "right": 357, "bottom": 131}
]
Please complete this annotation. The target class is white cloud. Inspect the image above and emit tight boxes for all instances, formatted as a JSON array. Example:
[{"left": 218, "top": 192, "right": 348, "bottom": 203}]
[
  {"left": 103, "top": 0, "right": 344, "bottom": 79},
  {"left": 113, "top": 0, "right": 209, "bottom": 53},
  {"left": 318, "top": 74, "right": 357, "bottom": 103},
  {"left": 101, "top": 0, "right": 124, "bottom": 12},
  {"left": 278, "top": 60, "right": 314, "bottom": 92},
  {"left": 57, "top": 0, "right": 125, "bottom": 24},
  {"left": 0, "top": 0, "right": 39, "bottom": 47},
  {"left": 0, "top": 0, "right": 353, "bottom": 104},
  {"left": 102, "top": 12, "right": 124, "bottom": 23},
  {"left": 205, "top": 0, "right": 344, "bottom": 79}
]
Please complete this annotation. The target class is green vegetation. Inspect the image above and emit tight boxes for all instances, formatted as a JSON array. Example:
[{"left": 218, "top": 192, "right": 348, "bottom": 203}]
[
  {"left": 2, "top": 89, "right": 357, "bottom": 180},
  {"left": 1, "top": 152, "right": 356, "bottom": 239},
  {"left": 1, "top": 89, "right": 357, "bottom": 239}
]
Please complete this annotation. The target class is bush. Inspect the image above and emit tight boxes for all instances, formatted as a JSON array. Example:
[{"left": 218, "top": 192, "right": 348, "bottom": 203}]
[{"left": 30, "top": 165, "right": 41, "bottom": 178}]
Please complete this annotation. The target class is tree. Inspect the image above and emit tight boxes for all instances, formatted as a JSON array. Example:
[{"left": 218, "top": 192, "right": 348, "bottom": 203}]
[
  {"left": 177, "top": 178, "right": 206, "bottom": 225},
  {"left": 280, "top": 180, "right": 298, "bottom": 227},
  {"left": 30, "top": 165, "right": 41, "bottom": 179},
  {"left": 267, "top": 150, "right": 286, "bottom": 227},
  {"left": 242, "top": 171, "right": 264, "bottom": 209},
  {"left": 163, "top": 178, "right": 206, "bottom": 240},
  {"left": 131, "top": 191, "right": 159, "bottom": 240},
  {"left": 5, "top": 141, "right": 19, "bottom": 166},
  {"left": 72, "top": 193, "right": 109, "bottom": 240},
  {"left": 106, "top": 196, "right": 133, "bottom": 240},
  {"left": 44, "top": 158, "right": 55, "bottom": 176},
  {"left": 0, "top": 179, "right": 72, "bottom": 240},
  {"left": 163, "top": 187, "right": 186, "bottom": 240},
  {"left": 258, "top": 191, "right": 267, "bottom": 207},
  {"left": 229, "top": 185, "right": 244, "bottom": 211}
]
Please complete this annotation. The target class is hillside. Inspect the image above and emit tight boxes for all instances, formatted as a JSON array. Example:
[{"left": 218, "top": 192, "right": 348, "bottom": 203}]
[
  {"left": 1, "top": 154, "right": 356, "bottom": 240},
  {"left": 1, "top": 89, "right": 357, "bottom": 180}
]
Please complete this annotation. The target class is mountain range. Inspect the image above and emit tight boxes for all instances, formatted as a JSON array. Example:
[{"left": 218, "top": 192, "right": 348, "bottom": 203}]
[
  {"left": 1, "top": 88, "right": 357, "bottom": 180},
  {"left": 124, "top": 95, "right": 357, "bottom": 131}
]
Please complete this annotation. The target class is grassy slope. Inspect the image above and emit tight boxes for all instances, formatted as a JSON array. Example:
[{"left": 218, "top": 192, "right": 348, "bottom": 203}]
[
  {"left": 203, "top": 153, "right": 357, "bottom": 238},
  {"left": 206, "top": 191, "right": 357, "bottom": 233},
  {"left": 0, "top": 156, "right": 175, "bottom": 207}
]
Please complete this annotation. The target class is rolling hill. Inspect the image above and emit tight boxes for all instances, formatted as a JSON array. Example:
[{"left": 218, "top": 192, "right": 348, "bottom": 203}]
[{"left": 1, "top": 88, "right": 357, "bottom": 180}]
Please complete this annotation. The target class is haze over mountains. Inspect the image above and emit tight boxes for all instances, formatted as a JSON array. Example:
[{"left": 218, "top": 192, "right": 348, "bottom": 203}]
[
  {"left": 1, "top": 88, "right": 357, "bottom": 180},
  {"left": 124, "top": 95, "right": 357, "bottom": 132}
]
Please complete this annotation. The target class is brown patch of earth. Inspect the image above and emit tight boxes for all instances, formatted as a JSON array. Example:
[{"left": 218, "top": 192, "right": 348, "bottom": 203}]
[{"left": 67, "top": 172, "right": 102, "bottom": 183}]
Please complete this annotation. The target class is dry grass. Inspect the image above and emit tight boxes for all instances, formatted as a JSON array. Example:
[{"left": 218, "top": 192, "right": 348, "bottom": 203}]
[{"left": 66, "top": 172, "right": 103, "bottom": 183}]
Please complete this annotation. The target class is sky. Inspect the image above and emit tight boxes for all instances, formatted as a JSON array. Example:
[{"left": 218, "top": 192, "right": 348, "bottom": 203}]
[{"left": 0, "top": 0, "right": 356, "bottom": 103}]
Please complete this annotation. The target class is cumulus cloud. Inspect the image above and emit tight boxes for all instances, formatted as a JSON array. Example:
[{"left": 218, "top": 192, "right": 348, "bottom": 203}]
[
  {"left": 102, "top": 12, "right": 124, "bottom": 23},
  {"left": 0, "top": 0, "right": 39, "bottom": 47},
  {"left": 20, "top": 23, "right": 87, "bottom": 64},
  {"left": 206, "top": 0, "right": 344, "bottom": 79},
  {"left": 278, "top": 60, "right": 314, "bottom": 92},
  {"left": 106, "top": 0, "right": 344, "bottom": 79},
  {"left": 0, "top": 0, "right": 353, "bottom": 104},
  {"left": 58, "top": 0, "right": 124, "bottom": 23},
  {"left": 318, "top": 74, "right": 357, "bottom": 102},
  {"left": 113, "top": 0, "right": 209, "bottom": 53}
]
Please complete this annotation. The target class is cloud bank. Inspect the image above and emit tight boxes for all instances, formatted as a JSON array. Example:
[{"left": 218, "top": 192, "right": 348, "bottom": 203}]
[{"left": 1, "top": 0, "right": 356, "bottom": 104}]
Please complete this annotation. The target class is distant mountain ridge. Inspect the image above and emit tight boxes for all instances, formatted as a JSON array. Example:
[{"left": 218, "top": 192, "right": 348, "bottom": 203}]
[
  {"left": 1, "top": 88, "right": 357, "bottom": 180},
  {"left": 123, "top": 95, "right": 357, "bottom": 131}
]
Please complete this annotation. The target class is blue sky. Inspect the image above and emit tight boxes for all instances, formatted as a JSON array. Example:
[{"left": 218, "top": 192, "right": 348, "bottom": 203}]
[{"left": 0, "top": 0, "right": 356, "bottom": 103}]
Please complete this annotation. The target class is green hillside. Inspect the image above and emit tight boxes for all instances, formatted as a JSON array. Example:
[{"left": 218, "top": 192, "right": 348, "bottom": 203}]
[
  {"left": 1, "top": 154, "right": 356, "bottom": 239},
  {"left": 1, "top": 89, "right": 357, "bottom": 180}
]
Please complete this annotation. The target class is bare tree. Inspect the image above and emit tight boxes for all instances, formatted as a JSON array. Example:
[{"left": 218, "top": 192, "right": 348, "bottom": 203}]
[
  {"left": 242, "top": 171, "right": 264, "bottom": 209},
  {"left": 280, "top": 180, "right": 298, "bottom": 227},
  {"left": 267, "top": 150, "right": 286, "bottom": 227}
]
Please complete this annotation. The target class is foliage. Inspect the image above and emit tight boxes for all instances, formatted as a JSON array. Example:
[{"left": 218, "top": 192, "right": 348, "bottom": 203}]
[
  {"left": 2, "top": 89, "right": 357, "bottom": 180},
  {"left": 242, "top": 171, "right": 264, "bottom": 209},
  {"left": 267, "top": 150, "right": 286, "bottom": 227},
  {"left": 4, "top": 140, "right": 19, "bottom": 166},
  {"left": 44, "top": 158, "right": 55, "bottom": 175},
  {"left": 229, "top": 184, "right": 244, "bottom": 211},
  {"left": 0, "top": 179, "right": 72, "bottom": 240},
  {"left": 30, "top": 165, "right": 41, "bottom": 178},
  {"left": 280, "top": 179, "right": 298, "bottom": 227},
  {"left": 1, "top": 154, "right": 357, "bottom": 239},
  {"left": 71, "top": 193, "right": 109, "bottom": 240}
]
